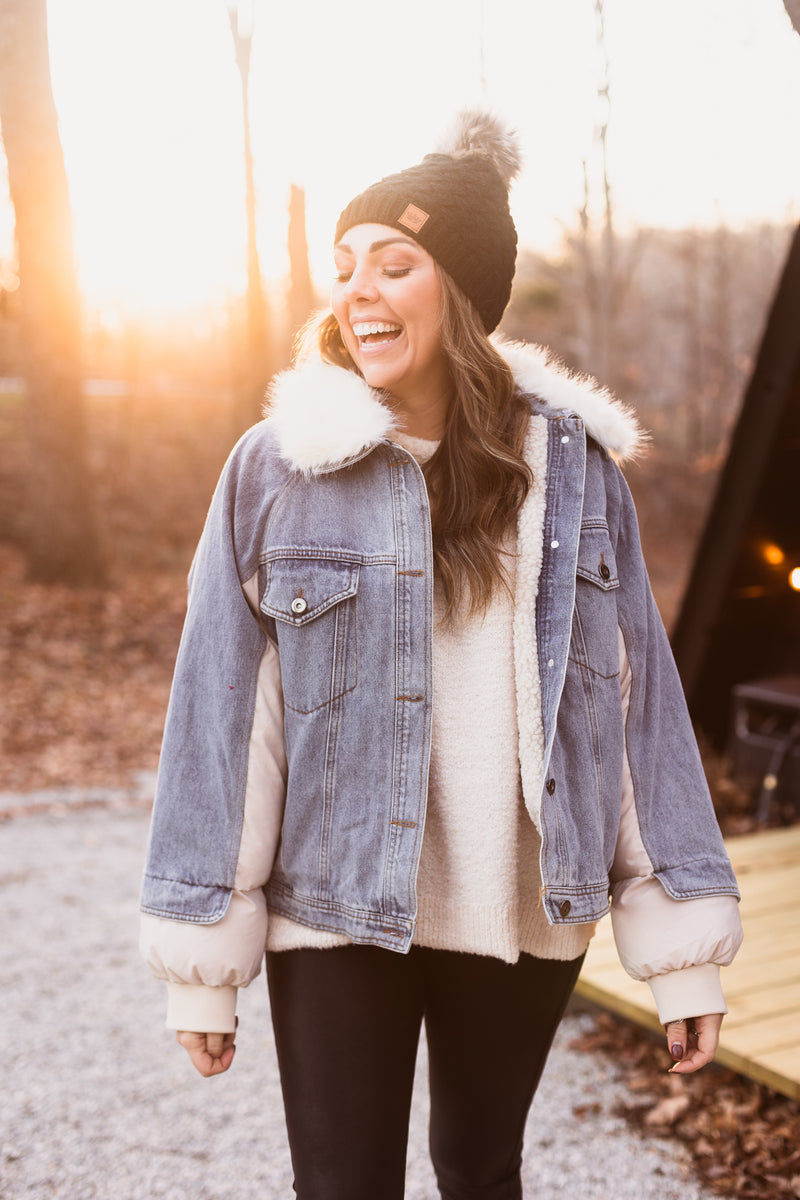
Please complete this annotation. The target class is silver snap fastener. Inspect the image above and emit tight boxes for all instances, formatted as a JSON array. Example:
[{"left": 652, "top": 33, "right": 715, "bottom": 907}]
[
  {"left": 548, "top": 658, "right": 554, "bottom": 668},
  {"left": 551, "top": 539, "right": 559, "bottom": 549},
  {"left": 561, "top": 435, "right": 570, "bottom": 443},
  {"left": 291, "top": 596, "right": 308, "bottom": 615}
]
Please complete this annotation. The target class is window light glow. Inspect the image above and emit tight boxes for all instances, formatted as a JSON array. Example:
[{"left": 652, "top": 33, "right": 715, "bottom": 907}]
[{"left": 763, "top": 542, "right": 785, "bottom": 566}]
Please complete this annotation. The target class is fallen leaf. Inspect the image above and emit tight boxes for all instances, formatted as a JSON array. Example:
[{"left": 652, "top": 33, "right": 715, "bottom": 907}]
[{"left": 644, "top": 1093, "right": 691, "bottom": 1127}]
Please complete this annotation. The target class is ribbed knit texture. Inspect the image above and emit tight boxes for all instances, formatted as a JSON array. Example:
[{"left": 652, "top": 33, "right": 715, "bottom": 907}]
[{"left": 266, "top": 427, "right": 593, "bottom": 964}]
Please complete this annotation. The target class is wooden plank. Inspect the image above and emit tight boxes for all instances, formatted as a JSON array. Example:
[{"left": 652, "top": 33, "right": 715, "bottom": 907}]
[
  {"left": 726, "top": 827, "right": 800, "bottom": 867},
  {"left": 736, "top": 867, "right": 800, "bottom": 899},
  {"left": 719, "top": 980, "right": 800, "bottom": 1026},
  {"left": 576, "top": 826, "right": 800, "bottom": 1101},
  {"left": 581, "top": 954, "right": 800, "bottom": 1019},
  {"left": 721, "top": 955, "right": 800, "bottom": 993},
  {"left": 714, "top": 1045, "right": 800, "bottom": 1100},
  {"left": 576, "top": 972, "right": 800, "bottom": 1100},
  {"left": 721, "top": 928, "right": 798, "bottom": 967},
  {"left": 737, "top": 877, "right": 797, "bottom": 898},
  {"left": 756, "top": 1045, "right": 800, "bottom": 1092},
  {"left": 722, "top": 1011, "right": 800, "bottom": 1055}
]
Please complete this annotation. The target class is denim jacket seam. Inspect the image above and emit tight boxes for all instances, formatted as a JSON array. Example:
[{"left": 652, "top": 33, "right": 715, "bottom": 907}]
[{"left": 267, "top": 882, "right": 412, "bottom": 926}]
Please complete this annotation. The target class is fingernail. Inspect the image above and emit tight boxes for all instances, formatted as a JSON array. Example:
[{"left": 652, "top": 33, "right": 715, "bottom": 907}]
[{"left": 671, "top": 1042, "right": 684, "bottom": 1060}]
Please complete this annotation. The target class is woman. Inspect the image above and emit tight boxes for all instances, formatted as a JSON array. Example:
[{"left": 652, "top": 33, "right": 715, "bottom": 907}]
[{"left": 141, "top": 112, "right": 743, "bottom": 1199}]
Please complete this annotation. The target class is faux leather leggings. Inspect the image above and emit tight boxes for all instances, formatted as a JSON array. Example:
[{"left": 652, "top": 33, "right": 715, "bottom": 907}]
[{"left": 266, "top": 944, "right": 584, "bottom": 1200}]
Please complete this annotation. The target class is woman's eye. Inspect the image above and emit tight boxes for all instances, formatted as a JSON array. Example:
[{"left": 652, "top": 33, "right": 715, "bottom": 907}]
[
  {"left": 383, "top": 267, "right": 412, "bottom": 279},
  {"left": 334, "top": 271, "right": 352, "bottom": 283}
]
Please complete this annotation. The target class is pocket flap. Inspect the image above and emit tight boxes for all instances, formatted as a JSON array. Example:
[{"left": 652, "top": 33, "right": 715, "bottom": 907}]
[
  {"left": 576, "top": 526, "right": 619, "bottom": 590},
  {"left": 261, "top": 558, "right": 359, "bottom": 626}
]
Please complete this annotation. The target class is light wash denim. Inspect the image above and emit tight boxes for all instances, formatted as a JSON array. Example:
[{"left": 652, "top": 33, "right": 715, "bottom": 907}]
[{"left": 141, "top": 404, "right": 739, "bottom": 949}]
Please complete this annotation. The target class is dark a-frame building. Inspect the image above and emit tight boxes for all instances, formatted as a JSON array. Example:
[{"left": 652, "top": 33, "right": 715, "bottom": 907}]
[{"left": 671, "top": 223, "right": 800, "bottom": 801}]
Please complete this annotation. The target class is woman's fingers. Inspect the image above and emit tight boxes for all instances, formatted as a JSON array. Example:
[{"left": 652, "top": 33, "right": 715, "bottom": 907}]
[
  {"left": 176, "top": 1029, "right": 237, "bottom": 1077},
  {"left": 206, "top": 1032, "right": 226, "bottom": 1058},
  {"left": 665, "top": 1012, "right": 724, "bottom": 1074},
  {"left": 665, "top": 1017, "right": 688, "bottom": 1062}
]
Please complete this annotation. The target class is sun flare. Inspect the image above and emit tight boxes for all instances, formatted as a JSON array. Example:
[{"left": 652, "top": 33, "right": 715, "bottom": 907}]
[{"left": 5, "top": 0, "right": 792, "bottom": 322}]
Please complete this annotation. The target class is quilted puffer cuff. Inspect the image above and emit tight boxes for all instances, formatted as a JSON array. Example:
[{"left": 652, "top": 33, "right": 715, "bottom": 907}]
[
  {"left": 165, "top": 982, "right": 238, "bottom": 1033},
  {"left": 648, "top": 963, "right": 727, "bottom": 1026}
]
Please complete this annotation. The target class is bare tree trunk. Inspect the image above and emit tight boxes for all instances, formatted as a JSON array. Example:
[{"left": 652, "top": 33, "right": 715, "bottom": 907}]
[
  {"left": 228, "top": 4, "right": 270, "bottom": 429},
  {"left": 681, "top": 229, "right": 705, "bottom": 456},
  {"left": 287, "top": 184, "right": 314, "bottom": 344},
  {"left": 708, "top": 220, "right": 733, "bottom": 451},
  {"left": 573, "top": 0, "right": 622, "bottom": 385},
  {"left": 784, "top": 0, "right": 800, "bottom": 37},
  {"left": 594, "top": 0, "right": 615, "bottom": 385},
  {"left": 0, "top": 0, "right": 105, "bottom": 584}
]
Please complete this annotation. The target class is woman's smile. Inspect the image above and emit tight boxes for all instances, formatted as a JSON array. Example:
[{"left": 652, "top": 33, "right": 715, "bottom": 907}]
[
  {"left": 351, "top": 320, "right": 403, "bottom": 352},
  {"left": 332, "top": 223, "right": 452, "bottom": 432}
]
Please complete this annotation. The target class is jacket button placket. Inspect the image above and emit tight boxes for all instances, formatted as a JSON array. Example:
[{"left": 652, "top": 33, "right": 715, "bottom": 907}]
[{"left": 386, "top": 449, "right": 433, "bottom": 939}]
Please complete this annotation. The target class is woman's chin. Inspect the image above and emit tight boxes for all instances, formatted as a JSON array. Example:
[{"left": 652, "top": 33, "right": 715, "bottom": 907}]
[{"left": 359, "top": 364, "right": 402, "bottom": 394}]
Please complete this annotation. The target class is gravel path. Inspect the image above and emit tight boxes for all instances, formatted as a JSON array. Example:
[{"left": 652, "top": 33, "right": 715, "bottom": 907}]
[{"left": 0, "top": 801, "right": 717, "bottom": 1200}]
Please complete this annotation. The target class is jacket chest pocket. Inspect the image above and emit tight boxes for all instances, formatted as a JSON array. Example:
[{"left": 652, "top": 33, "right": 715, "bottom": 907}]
[
  {"left": 569, "top": 524, "right": 620, "bottom": 679},
  {"left": 261, "top": 558, "right": 359, "bottom": 713}
]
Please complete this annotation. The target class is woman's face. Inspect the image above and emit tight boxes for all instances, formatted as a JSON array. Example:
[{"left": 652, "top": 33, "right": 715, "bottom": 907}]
[{"left": 332, "top": 224, "right": 450, "bottom": 409}]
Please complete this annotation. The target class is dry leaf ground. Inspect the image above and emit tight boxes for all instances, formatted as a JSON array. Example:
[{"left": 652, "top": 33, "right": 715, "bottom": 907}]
[
  {"left": 0, "top": 544, "right": 185, "bottom": 793},
  {"left": 570, "top": 1009, "right": 800, "bottom": 1199}
]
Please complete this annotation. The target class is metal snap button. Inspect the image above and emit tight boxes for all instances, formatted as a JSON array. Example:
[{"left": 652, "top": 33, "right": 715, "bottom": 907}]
[
  {"left": 291, "top": 596, "right": 308, "bottom": 615},
  {"left": 551, "top": 539, "right": 559, "bottom": 549},
  {"left": 546, "top": 778, "right": 556, "bottom": 795},
  {"left": 599, "top": 562, "right": 611, "bottom": 581},
  {"left": 561, "top": 435, "right": 570, "bottom": 444},
  {"left": 559, "top": 900, "right": 572, "bottom": 917}
]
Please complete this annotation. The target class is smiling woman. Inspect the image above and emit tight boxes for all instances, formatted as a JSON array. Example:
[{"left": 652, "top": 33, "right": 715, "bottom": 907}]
[
  {"left": 140, "top": 110, "right": 743, "bottom": 1199},
  {"left": 332, "top": 227, "right": 449, "bottom": 435}
]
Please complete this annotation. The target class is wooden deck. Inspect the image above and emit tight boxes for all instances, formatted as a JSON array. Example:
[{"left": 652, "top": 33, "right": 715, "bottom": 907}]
[{"left": 576, "top": 825, "right": 800, "bottom": 1099}]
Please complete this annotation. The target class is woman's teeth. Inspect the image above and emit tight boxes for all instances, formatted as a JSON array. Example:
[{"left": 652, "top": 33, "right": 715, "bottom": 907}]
[{"left": 352, "top": 322, "right": 402, "bottom": 344}]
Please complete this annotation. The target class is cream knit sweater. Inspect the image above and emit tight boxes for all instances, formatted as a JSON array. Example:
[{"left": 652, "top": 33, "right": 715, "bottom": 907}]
[{"left": 266, "top": 430, "right": 590, "bottom": 963}]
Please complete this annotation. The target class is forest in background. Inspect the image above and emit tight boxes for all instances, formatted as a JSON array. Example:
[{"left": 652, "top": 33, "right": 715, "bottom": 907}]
[
  {"left": 1, "top": 214, "right": 792, "bottom": 627},
  {"left": 1, "top": 0, "right": 797, "bottom": 801},
  {"left": 1, "top": 212, "right": 794, "bottom": 797}
]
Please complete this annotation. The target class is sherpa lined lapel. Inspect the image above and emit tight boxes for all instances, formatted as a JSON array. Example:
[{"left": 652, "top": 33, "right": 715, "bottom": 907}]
[{"left": 265, "top": 338, "right": 644, "bottom": 476}]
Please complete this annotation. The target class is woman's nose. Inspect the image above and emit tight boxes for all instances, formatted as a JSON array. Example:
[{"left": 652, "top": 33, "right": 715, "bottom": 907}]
[{"left": 343, "top": 266, "right": 379, "bottom": 303}]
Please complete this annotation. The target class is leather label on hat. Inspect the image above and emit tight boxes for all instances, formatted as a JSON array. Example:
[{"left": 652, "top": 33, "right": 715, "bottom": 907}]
[{"left": 398, "top": 203, "right": 430, "bottom": 233}]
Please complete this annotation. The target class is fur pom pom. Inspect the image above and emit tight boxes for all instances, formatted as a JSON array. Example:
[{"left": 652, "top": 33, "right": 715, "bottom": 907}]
[{"left": 436, "top": 109, "right": 521, "bottom": 190}]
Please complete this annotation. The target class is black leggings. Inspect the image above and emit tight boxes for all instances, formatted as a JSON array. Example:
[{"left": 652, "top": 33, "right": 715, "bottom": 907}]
[{"left": 266, "top": 944, "right": 584, "bottom": 1200}]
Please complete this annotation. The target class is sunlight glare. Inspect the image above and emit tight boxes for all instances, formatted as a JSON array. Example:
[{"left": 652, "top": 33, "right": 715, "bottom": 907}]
[{"left": 23, "top": 0, "right": 800, "bottom": 320}]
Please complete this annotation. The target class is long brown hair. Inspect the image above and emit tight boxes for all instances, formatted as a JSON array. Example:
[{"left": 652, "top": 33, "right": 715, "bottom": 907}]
[{"left": 295, "top": 271, "right": 531, "bottom": 619}]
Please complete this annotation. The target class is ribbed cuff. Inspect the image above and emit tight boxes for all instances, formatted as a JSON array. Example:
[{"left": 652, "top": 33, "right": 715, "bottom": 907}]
[
  {"left": 648, "top": 963, "right": 727, "bottom": 1026},
  {"left": 165, "top": 983, "right": 238, "bottom": 1033}
]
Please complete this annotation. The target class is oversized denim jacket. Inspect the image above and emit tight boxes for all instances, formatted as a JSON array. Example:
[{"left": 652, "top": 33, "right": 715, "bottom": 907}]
[{"left": 141, "top": 342, "right": 739, "bottom": 951}]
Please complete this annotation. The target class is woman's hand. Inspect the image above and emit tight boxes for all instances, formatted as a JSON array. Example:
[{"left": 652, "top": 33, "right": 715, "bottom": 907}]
[
  {"left": 664, "top": 1013, "right": 723, "bottom": 1074},
  {"left": 176, "top": 1027, "right": 237, "bottom": 1077}
]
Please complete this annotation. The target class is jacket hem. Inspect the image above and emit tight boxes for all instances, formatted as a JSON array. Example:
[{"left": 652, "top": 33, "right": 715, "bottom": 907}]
[
  {"left": 141, "top": 875, "right": 233, "bottom": 924},
  {"left": 265, "top": 885, "right": 415, "bottom": 952},
  {"left": 655, "top": 861, "right": 741, "bottom": 902}
]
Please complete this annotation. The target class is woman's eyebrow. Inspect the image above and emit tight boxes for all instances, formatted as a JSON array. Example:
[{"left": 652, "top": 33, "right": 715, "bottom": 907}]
[
  {"left": 335, "top": 236, "right": 420, "bottom": 256},
  {"left": 368, "top": 237, "right": 419, "bottom": 253}
]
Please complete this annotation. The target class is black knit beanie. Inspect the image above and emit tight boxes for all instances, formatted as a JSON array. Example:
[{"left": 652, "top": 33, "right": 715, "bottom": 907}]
[{"left": 334, "top": 111, "right": 521, "bottom": 334}]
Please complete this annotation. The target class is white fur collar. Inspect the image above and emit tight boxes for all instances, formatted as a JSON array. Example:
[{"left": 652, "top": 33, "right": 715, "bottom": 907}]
[{"left": 265, "top": 336, "right": 644, "bottom": 475}]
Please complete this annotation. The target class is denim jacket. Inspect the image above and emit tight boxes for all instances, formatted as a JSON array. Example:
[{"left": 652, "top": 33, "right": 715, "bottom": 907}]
[{"left": 140, "top": 340, "right": 739, "bottom": 952}]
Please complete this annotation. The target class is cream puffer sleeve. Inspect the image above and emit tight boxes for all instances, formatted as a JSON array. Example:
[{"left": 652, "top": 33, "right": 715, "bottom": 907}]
[
  {"left": 140, "top": 581, "right": 287, "bottom": 1034},
  {"left": 610, "top": 629, "right": 743, "bottom": 1026}
]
